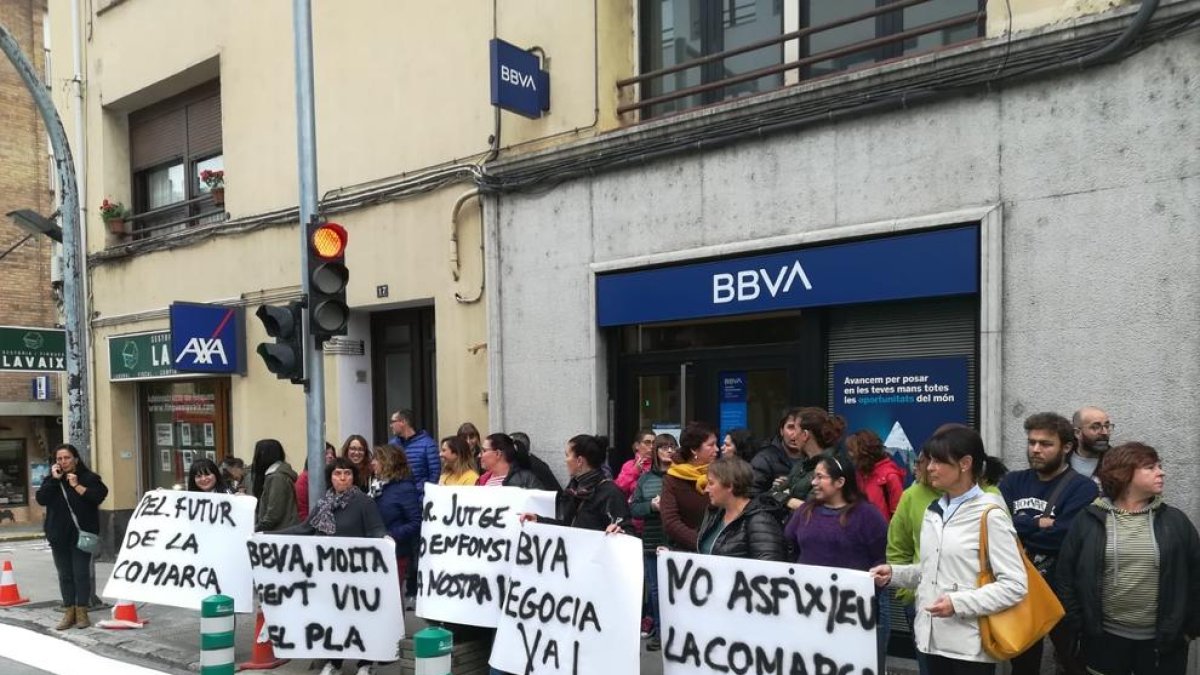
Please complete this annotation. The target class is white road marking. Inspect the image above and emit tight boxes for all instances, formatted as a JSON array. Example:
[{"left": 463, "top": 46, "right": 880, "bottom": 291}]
[{"left": 0, "top": 623, "right": 170, "bottom": 674}]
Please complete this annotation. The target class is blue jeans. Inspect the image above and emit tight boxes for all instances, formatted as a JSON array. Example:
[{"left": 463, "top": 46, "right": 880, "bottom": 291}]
[
  {"left": 904, "top": 601, "right": 931, "bottom": 675},
  {"left": 643, "top": 551, "right": 660, "bottom": 634}
]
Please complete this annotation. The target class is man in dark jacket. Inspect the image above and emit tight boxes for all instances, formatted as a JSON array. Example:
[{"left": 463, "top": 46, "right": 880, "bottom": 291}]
[
  {"left": 749, "top": 408, "right": 804, "bottom": 497},
  {"left": 1000, "top": 413, "right": 1097, "bottom": 675},
  {"left": 389, "top": 409, "right": 440, "bottom": 494},
  {"left": 511, "top": 432, "right": 563, "bottom": 493}
]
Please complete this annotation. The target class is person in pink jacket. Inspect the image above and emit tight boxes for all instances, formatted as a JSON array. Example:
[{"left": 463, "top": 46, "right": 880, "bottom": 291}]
[
  {"left": 846, "top": 429, "right": 906, "bottom": 522},
  {"left": 615, "top": 429, "right": 656, "bottom": 498}
]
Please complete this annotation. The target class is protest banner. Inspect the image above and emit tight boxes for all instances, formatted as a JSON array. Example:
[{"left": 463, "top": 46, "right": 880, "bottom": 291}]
[
  {"left": 659, "top": 552, "right": 879, "bottom": 675},
  {"left": 103, "top": 489, "right": 256, "bottom": 612},
  {"left": 489, "top": 522, "right": 642, "bottom": 675},
  {"left": 415, "top": 484, "right": 556, "bottom": 627},
  {"left": 246, "top": 534, "right": 403, "bottom": 661}
]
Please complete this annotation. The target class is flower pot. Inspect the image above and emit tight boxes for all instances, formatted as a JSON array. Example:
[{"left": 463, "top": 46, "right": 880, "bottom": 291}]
[
  {"left": 106, "top": 217, "right": 126, "bottom": 234},
  {"left": 210, "top": 187, "right": 225, "bottom": 207}
]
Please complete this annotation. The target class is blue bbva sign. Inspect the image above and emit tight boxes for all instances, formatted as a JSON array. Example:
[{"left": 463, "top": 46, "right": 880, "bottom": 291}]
[
  {"left": 169, "top": 302, "right": 245, "bottom": 374},
  {"left": 596, "top": 226, "right": 978, "bottom": 326},
  {"left": 490, "top": 39, "right": 549, "bottom": 119}
]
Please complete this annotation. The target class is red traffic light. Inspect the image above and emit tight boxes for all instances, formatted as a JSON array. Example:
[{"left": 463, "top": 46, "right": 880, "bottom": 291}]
[{"left": 311, "top": 222, "right": 347, "bottom": 260}]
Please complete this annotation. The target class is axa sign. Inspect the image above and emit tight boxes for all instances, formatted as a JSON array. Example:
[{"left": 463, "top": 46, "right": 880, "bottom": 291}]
[
  {"left": 595, "top": 226, "right": 980, "bottom": 326},
  {"left": 169, "top": 302, "right": 245, "bottom": 374}
]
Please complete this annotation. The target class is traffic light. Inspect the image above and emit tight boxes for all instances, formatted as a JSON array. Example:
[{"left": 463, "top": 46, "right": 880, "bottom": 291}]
[
  {"left": 255, "top": 301, "right": 305, "bottom": 383},
  {"left": 307, "top": 220, "right": 349, "bottom": 345}
]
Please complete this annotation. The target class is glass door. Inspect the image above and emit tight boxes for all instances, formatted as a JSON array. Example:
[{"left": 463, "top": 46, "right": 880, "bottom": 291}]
[{"left": 141, "top": 378, "right": 230, "bottom": 491}]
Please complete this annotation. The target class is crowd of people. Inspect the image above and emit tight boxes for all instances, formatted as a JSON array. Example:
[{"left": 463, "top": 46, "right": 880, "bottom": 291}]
[{"left": 33, "top": 402, "right": 1200, "bottom": 675}]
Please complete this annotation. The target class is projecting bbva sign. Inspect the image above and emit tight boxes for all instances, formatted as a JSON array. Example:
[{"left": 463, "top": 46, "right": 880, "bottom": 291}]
[
  {"left": 595, "top": 226, "right": 979, "bottom": 326},
  {"left": 489, "top": 38, "right": 550, "bottom": 119}
]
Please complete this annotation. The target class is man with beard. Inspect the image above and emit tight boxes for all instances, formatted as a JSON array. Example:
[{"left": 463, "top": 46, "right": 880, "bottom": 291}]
[
  {"left": 1069, "top": 406, "right": 1113, "bottom": 480},
  {"left": 1000, "top": 412, "right": 1098, "bottom": 675}
]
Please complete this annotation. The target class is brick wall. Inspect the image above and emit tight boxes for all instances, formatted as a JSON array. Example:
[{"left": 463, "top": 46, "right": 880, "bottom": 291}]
[{"left": 0, "top": 0, "right": 57, "bottom": 404}]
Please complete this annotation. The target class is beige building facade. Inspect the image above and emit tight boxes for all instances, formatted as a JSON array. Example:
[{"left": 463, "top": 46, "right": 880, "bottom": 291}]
[{"left": 45, "top": 0, "right": 629, "bottom": 537}]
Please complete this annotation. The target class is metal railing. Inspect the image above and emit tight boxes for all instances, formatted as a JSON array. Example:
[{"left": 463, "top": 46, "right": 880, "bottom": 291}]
[
  {"left": 124, "top": 193, "right": 227, "bottom": 241},
  {"left": 618, "top": 0, "right": 984, "bottom": 118}
]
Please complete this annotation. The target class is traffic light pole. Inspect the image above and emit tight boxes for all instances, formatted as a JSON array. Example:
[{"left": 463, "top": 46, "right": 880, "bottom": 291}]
[{"left": 292, "top": 0, "right": 326, "bottom": 506}]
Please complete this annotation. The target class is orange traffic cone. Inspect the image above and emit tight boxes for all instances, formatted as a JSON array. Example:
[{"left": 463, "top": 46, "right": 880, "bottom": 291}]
[
  {"left": 237, "top": 609, "right": 286, "bottom": 670},
  {"left": 0, "top": 560, "right": 29, "bottom": 607},
  {"left": 95, "top": 600, "right": 146, "bottom": 629}
]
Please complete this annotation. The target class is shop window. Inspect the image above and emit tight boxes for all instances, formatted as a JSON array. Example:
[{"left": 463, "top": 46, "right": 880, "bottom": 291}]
[
  {"left": 0, "top": 439, "right": 28, "bottom": 506},
  {"left": 141, "top": 379, "right": 229, "bottom": 491},
  {"left": 128, "top": 81, "right": 224, "bottom": 238}
]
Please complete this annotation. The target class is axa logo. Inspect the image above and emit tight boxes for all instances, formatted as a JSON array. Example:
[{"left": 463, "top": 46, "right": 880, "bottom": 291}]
[
  {"left": 713, "top": 260, "right": 813, "bottom": 304},
  {"left": 175, "top": 337, "right": 228, "bottom": 366}
]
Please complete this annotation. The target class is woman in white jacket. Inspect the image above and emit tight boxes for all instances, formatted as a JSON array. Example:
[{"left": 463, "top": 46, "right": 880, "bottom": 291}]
[{"left": 870, "top": 426, "right": 1027, "bottom": 675}]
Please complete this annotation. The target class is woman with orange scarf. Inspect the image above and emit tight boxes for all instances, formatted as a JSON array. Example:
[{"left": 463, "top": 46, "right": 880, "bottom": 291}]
[{"left": 659, "top": 421, "right": 720, "bottom": 550}]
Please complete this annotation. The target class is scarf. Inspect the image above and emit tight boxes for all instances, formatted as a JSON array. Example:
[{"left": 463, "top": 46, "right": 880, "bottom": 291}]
[
  {"left": 667, "top": 461, "right": 710, "bottom": 494},
  {"left": 310, "top": 486, "right": 359, "bottom": 535},
  {"left": 565, "top": 469, "right": 607, "bottom": 501}
]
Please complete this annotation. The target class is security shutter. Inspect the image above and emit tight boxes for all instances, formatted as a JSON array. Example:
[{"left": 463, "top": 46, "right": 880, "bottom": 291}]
[
  {"left": 186, "top": 94, "right": 222, "bottom": 159},
  {"left": 826, "top": 295, "right": 978, "bottom": 429},
  {"left": 130, "top": 109, "right": 185, "bottom": 171},
  {"left": 129, "top": 80, "right": 221, "bottom": 171}
]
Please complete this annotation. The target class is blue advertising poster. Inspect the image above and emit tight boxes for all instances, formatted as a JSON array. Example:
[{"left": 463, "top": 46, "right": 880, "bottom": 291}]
[
  {"left": 832, "top": 357, "right": 969, "bottom": 481},
  {"left": 718, "top": 371, "right": 748, "bottom": 441},
  {"left": 169, "top": 302, "right": 245, "bottom": 375}
]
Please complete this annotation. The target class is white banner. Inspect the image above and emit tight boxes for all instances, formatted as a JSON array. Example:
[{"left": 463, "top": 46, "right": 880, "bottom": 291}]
[
  {"left": 415, "top": 484, "right": 556, "bottom": 627},
  {"left": 489, "top": 522, "right": 642, "bottom": 675},
  {"left": 103, "top": 489, "right": 256, "bottom": 612},
  {"left": 658, "top": 552, "right": 879, "bottom": 675},
  {"left": 247, "top": 534, "right": 403, "bottom": 661}
]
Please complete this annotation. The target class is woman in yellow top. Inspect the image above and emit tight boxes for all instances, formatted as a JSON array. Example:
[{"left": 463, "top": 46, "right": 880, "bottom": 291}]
[{"left": 438, "top": 435, "right": 479, "bottom": 486}]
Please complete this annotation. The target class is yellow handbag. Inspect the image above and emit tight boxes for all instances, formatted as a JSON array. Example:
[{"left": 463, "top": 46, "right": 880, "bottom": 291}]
[{"left": 976, "top": 505, "right": 1065, "bottom": 660}]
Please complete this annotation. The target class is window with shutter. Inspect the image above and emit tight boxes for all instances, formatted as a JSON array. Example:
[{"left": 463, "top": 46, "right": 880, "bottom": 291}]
[{"left": 128, "top": 80, "right": 223, "bottom": 238}]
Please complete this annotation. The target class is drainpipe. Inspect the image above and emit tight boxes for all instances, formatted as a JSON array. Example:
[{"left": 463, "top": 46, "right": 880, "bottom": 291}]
[{"left": 450, "top": 188, "right": 484, "bottom": 304}]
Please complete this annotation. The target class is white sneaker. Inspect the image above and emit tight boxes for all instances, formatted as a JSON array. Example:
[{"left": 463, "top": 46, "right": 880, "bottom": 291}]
[
  {"left": 318, "top": 664, "right": 338, "bottom": 675},
  {"left": 354, "top": 666, "right": 374, "bottom": 675}
]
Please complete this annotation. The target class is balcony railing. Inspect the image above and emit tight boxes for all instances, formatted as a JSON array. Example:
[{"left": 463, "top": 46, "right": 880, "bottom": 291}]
[
  {"left": 124, "top": 193, "right": 227, "bottom": 242},
  {"left": 618, "top": 0, "right": 985, "bottom": 119}
]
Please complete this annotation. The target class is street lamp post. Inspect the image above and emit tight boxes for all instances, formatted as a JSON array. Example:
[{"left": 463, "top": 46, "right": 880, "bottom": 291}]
[{"left": 0, "top": 23, "right": 90, "bottom": 463}]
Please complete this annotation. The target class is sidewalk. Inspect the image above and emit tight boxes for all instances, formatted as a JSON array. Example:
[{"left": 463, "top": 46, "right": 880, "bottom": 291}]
[{"left": 0, "top": 524, "right": 45, "bottom": 543}]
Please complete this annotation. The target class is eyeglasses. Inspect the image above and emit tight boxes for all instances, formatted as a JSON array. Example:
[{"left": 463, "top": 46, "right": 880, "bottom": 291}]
[
  {"left": 656, "top": 443, "right": 678, "bottom": 450},
  {"left": 639, "top": 439, "right": 654, "bottom": 445},
  {"left": 1081, "top": 422, "right": 1115, "bottom": 433},
  {"left": 812, "top": 473, "right": 832, "bottom": 481}
]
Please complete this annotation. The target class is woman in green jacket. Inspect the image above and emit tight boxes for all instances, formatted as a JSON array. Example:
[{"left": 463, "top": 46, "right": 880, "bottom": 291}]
[
  {"left": 629, "top": 433, "right": 676, "bottom": 651},
  {"left": 252, "top": 438, "right": 300, "bottom": 533}
]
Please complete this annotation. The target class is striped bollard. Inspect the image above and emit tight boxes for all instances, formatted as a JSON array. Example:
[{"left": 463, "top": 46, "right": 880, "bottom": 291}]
[
  {"left": 413, "top": 626, "right": 453, "bottom": 675},
  {"left": 200, "top": 594, "right": 236, "bottom": 675}
]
